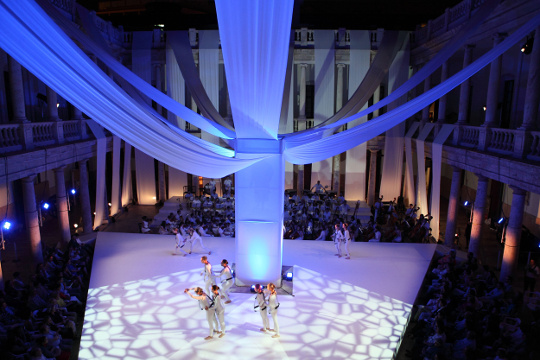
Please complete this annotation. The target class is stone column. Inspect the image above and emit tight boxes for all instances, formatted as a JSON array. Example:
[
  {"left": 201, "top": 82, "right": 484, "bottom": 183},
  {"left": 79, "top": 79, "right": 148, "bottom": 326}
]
[
  {"left": 367, "top": 149, "right": 378, "bottom": 206},
  {"left": 158, "top": 161, "right": 166, "bottom": 202},
  {"left": 457, "top": 45, "right": 474, "bottom": 125},
  {"left": 444, "top": 167, "right": 462, "bottom": 246},
  {"left": 336, "top": 64, "right": 345, "bottom": 112},
  {"left": 297, "top": 165, "right": 304, "bottom": 196},
  {"left": 7, "top": 55, "right": 28, "bottom": 122},
  {"left": 421, "top": 73, "right": 431, "bottom": 126},
  {"left": 71, "top": 104, "right": 83, "bottom": 120},
  {"left": 79, "top": 160, "right": 93, "bottom": 234},
  {"left": 499, "top": 187, "right": 527, "bottom": 281},
  {"left": 520, "top": 26, "right": 540, "bottom": 130},
  {"left": 298, "top": 64, "right": 307, "bottom": 121},
  {"left": 479, "top": 34, "right": 505, "bottom": 151},
  {"left": 154, "top": 64, "right": 163, "bottom": 115},
  {"left": 54, "top": 167, "right": 71, "bottom": 248},
  {"left": 46, "top": 86, "right": 59, "bottom": 121},
  {"left": 437, "top": 62, "right": 448, "bottom": 125},
  {"left": 468, "top": 175, "right": 489, "bottom": 257},
  {"left": 22, "top": 175, "right": 43, "bottom": 264}
]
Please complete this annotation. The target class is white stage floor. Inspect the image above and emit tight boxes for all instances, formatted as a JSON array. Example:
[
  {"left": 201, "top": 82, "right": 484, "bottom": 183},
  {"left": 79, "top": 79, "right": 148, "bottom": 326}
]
[{"left": 79, "top": 233, "right": 436, "bottom": 360}]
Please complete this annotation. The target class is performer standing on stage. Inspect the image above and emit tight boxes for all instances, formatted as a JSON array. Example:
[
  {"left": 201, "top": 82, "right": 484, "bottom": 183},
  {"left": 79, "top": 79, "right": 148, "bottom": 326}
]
[
  {"left": 200, "top": 256, "right": 216, "bottom": 295},
  {"left": 332, "top": 223, "right": 343, "bottom": 257},
  {"left": 211, "top": 285, "right": 226, "bottom": 338},
  {"left": 254, "top": 284, "right": 272, "bottom": 332},
  {"left": 267, "top": 283, "right": 280, "bottom": 338},
  {"left": 342, "top": 223, "right": 351, "bottom": 260},
  {"left": 184, "top": 287, "right": 219, "bottom": 340},
  {"left": 215, "top": 259, "right": 233, "bottom": 304},
  {"left": 189, "top": 227, "right": 211, "bottom": 255},
  {"left": 172, "top": 228, "right": 189, "bottom": 256}
]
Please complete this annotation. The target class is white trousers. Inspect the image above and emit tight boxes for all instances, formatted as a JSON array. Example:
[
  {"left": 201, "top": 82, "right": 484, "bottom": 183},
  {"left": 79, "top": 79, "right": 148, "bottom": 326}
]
[
  {"left": 215, "top": 309, "right": 226, "bottom": 334},
  {"left": 259, "top": 308, "right": 269, "bottom": 330},
  {"left": 190, "top": 238, "right": 210, "bottom": 253},
  {"left": 205, "top": 308, "right": 217, "bottom": 336},
  {"left": 343, "top": 240, "right": 350, "bottom": 257},
  {"left": 221, "top": 279, "right": 233, "bottom": 302},
  {"left": 270, "top": 309, "right": 279, "bottom": 335},
  {"left": 334, "top": 241, "right": 341, "bottom": 255}
]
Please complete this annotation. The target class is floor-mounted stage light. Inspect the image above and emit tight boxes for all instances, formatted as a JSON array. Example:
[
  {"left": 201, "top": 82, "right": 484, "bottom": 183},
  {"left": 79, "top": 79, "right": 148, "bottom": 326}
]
[{"left": 42, "top": 202, "right": 50, "bottom": 210}]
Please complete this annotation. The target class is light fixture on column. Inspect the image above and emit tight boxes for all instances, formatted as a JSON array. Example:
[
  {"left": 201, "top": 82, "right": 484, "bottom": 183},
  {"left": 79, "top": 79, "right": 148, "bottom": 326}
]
[
  {"left": 521, "top": 36, "right": 534, "bottom": 54},
  {"left": 70, "top": 189, "right": 76, "bottom": 195},
  {"left": 1, "top": 220, "right": 12, "bottom": 250},
  {"left": 42, "top": 202, "right": 50, "bottom": 210}
]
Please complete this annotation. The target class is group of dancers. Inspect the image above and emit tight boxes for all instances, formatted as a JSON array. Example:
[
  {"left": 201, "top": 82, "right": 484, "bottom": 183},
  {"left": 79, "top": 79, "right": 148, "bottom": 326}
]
[
  {"left": 172, "top": 226, "right": 212, "bottom": 256},
  {"left": 184, "top": 257, "right": 234, "bottom": 340},
  {"left": 331, "top": 222, "right": 352, "bottom": 259},
  {"left": 183, "top": 256, "right": 281, "bottom": 340}
]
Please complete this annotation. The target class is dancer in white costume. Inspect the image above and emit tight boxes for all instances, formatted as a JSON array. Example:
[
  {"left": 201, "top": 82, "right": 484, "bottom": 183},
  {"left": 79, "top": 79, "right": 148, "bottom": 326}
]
[
  {"left": 342, "top": 223, "right": 352, "bottom": 260},
  {"left": 172, "top": 228, "right": 189, "bottom": 256},
  {"left": 332, "top": 224, "right": 343, "bottom": 257},
  {"left": 200, "top": 256, "right": 216, "bottom": 295},
  {"left": 189, "top": 228, "right": 211, "bottom": 255},
  {"left": 215, "top": 259, "right": 233, "bottom": 303},
  {"left": 254, "top": 284, "right": 272, "bottom": 332},
  {"left": 267, "top": 283, "right": 280, "bottom": 338},
  {"left": 211, "top": 285, "right": 226, "bottom": 338},
  {"left": 184, "top": 287, "right": 219, "bottom": 340}
]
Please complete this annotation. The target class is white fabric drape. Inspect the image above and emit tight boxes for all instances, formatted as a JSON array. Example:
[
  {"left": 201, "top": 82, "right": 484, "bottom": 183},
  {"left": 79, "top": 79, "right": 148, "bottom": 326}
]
[
  {"left": 344, "top": 30, "right": 370, "bottom": 201},
  {"left": 121, "top": 142, "right": 133, "bottom": 207},
  {"left": 404, "top": 123, "right": 420, "bottom": 205},
  {"left": 132, "top": 32, "right": 157, "bottom": 205},
  {"left": 216, "top": 0, "right": 293, "bottom": 140},
  {"left": 312, "top": 30, "right": 335, "bottom": 186},
  {"left": 415, "top": 123, "right": 435, "bottom": 216},
  {"left": 430, "top": 124, "right": 455, "bottom": 241},
  {"left": 379, "top": 35, "right": 410, "bottom": 200},
  {"left": 283, "top": 0, "right": 500, "bottom": 145},
  {"left": 110, "top": 135, "right": 121, "bottom": 216},
  {"left": 199, "top": 30, "right": 221, "bottom": 144},
  {"left": 86, "top": 120, "right": 107, "bottom": 230}
]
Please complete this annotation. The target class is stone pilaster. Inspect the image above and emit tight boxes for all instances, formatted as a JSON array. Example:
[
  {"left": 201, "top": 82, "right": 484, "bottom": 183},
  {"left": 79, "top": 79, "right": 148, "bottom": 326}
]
[
  {"left": 500, "top": 187, "right": 527, "bottom": 281},
  {"left": 298, "top": 64, "right": 307, "bottom": 121},
  {"left": 54, "top": 167, "right": 71, "bottom": 248},
  {"left": 444, "top": 167, "right": 461, "bottom": 246},
  {"left": 79, "top": 160, "right": 93, "bottom": 234},
  {"left": 469, "top": 175, "right": 489, "bottom": 257},
  {"left": 367, "top": 149, "right": 378, "bottom": 206},
  {"left": 22, "top": 175, "right": 43, "bottom": 264}
]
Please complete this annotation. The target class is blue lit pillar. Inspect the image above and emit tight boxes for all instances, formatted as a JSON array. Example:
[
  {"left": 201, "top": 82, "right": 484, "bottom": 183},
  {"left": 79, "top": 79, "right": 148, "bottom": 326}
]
[{"left": 235, "top": 139, "right": 284, "bottom": 286}]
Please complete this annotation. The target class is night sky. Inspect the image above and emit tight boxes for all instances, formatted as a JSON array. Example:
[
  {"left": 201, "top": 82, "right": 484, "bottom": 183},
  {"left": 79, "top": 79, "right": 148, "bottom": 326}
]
[{"left": 79, "top": 0, "right": 462, "bottom": 31}]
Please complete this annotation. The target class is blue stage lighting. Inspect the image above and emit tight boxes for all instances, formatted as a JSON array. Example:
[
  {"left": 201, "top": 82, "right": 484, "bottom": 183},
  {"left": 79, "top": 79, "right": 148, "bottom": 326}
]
[
  {"left": 3, "top": 221, "right": 11, "bottom": 230},
  {"left": 42, "top": 202, "right": 50, "bottom": 210},
  {"left": 250, "top": 285, "right": 256, "bottom": 293},
  {"left": 286, "top": 272, "right": 293, "bottom": 280},
  {"left": 498, "top": 217, "right": 505, "bottom": 224},
  {"left": 464, "top": 201, "right": 469, "bottom": 206},
  {"left": 70, "top": 189, "right": 76, "bottom": 195}
]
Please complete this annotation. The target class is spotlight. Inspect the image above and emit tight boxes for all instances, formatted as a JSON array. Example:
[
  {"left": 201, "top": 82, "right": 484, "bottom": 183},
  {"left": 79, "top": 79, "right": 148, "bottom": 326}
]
[
  {"left": 70, "top": 189, "right": 76, "bottom": 195},
  {"left": 42, "top": 202, "right": 50, "bottom": 210},
  {"left": 286, "top": 272, "right": 293, "bottom": 280},
  {"left": 250, "top": 285, "right": 256, "bottom": 293},
  {"left": 3, "top": 221, "right": 11, "bottom": 230},
  {"left": 521, "top": 36, "right": 534, "bottom": 54},
  {"left": 482, "top": 106, "right": 487, "bottom": 112},
  {"left": 73, "top": 224, "right": 78, "bottom": 228},
  {"left": 464, "top": 201, "right": 469, "bottom": 206},
  {"left": 108, "top": 203, "right": 112, "bottom": 207},
  {"left": 498, "top": 217, "right": 505, "bottom": 224}
]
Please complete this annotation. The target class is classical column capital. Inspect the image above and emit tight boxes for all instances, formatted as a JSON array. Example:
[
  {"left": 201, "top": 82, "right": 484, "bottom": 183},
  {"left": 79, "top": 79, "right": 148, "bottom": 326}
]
[
  {"left": 475, "top": 173, "right": 489, "bottom": 183},
  {"left": 509, "top": 186, "right": 526, "bottom": 196}
]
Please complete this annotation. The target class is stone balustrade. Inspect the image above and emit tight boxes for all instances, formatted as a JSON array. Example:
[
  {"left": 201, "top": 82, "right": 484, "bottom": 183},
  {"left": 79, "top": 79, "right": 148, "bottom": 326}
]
[
  {"left": 0, "top": 120, "right": 89, "bottom": 152},
  {"left": 487, "top": 128, "right": 516, "bottom": 155},
  {"left": 528, "top": 132, "right": 540, "bottom": 161},
  {"left": 413, "top": 0, "right": 485, "bottom": 44}
]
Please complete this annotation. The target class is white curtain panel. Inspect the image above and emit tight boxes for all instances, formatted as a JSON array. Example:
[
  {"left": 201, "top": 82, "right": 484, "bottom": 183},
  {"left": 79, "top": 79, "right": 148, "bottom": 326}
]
[
  {"left": 132, "top": 32, "right": 157, "bottom": 205},
  {"left": 110, "top": 135, "right": 121, "bottom": 216},
  {"left": 311, "top": 30, "right": 335, "bottom": 187},
  {"left": 199, "top": 30, "right": 221, "bottom": 144},
  {"left": 165, "top": 36, "right": 186, "bottom": 130},
  {"left": 404, "top": 123, "right": 420, "bottom": 205},
  {"left": 430, "top": 124, "right": 455, "bottom": 241},
  {"left": 415, "top": 123, "right": 435, "bottom": 216},
  {"left": 121, "top": 142, "right": 133, "bottom": 207},
  {"left": 345, "top": 30, "right": 370, "bottom": 201},
  {"left": 380, "top": 35, "right": 410, "bottom": 200},
  {"left": 86, "top": 120, "right": 107, "bottom": 230}
]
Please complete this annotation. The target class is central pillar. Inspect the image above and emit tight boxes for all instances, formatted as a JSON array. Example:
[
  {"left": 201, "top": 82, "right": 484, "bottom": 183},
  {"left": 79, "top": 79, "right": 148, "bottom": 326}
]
[{"left": 235, "top": 139, "right": 284, "bottom": 285}]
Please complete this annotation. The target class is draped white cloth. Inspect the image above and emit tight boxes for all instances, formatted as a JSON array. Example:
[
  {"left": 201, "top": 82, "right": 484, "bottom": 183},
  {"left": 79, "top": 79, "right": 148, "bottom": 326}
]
[
  {"left": 132, "top": 32, "right": 157, "bottom": 206},
  {"left": 431, "top": 124, "right": 455, "bottom": 241},
  {"left": 379, "top": 35, "right": 410, "bottom": 200},
  {"left": 86, "top": 120, "right": 107, "bottom": 230},
  {"left": 404, "top": 123, "right": 420, "bottom": 205},
  {"left": 121, "top": 142, "right": 133, "bottom": 207},
  {"left": 312, "top": 30, "right": 335, "bottom": 186},
  {"left": 199, "top": 30, "right": 221, "bottom": 144},
  {"left": 344, "top": 30, "right": 370, "bottom": 201},
  {"left": 110, "top": 136, "right": 122, "bottom": 216},
  {"left": 415, "top": 124, "right": 435, "bottom": 216},
  {"left": 215, "top": 0, "right": 293, "bottom": 140}
]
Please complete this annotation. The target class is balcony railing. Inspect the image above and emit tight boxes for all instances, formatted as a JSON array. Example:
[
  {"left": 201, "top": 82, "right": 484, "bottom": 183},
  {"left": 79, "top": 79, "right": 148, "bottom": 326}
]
[{"left": 0, "top": 120, "right": 90, "bottom": 153}]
